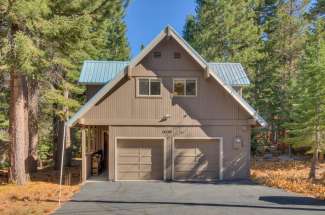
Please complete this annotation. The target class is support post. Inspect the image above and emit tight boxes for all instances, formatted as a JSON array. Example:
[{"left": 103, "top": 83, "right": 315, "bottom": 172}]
[{"left": 81, "top": 128, "right": 87, "bottom": 183}]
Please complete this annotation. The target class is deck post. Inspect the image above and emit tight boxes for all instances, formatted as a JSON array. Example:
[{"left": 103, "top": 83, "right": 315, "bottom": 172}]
[{"left": 81, "top": 128, "right": 87, "bottom": 183}]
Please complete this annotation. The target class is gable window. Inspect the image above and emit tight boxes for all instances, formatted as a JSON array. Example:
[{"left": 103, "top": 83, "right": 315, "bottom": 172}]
[
  {"left": 138, "top": 78, "right": 161, "bottom": 96},
  {"left": 173, "top": 79, "right": 197, "bottom": 96}
]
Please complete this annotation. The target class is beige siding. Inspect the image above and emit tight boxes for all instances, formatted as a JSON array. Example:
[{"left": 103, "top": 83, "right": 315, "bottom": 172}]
[
  {"left": 82, "top": 37, "right": 250, "bottom": 125},
  {"left": 81, "top": 37, "right": 253, "bottom": 181}
]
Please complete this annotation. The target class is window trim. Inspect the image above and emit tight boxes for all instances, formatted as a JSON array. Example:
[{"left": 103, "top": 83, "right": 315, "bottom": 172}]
[
  {"left": 136, "top": 77, "right": 162, "bottom": 97},
  {"left": 172, "top": 78, "right": 198, "bottom": 97}
]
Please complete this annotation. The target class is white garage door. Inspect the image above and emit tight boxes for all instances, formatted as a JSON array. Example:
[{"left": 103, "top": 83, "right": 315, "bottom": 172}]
[
  {"left": 173, "top": 139, "right": 220, "bottom": 181},
  {"left": 117, "top": 139, "right": 164, "bottom": 180}
]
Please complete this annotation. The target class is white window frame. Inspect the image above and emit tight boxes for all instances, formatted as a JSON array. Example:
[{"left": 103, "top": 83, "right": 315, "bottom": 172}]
[
  {"left": 172, "top": 78, "right": 198, "bottom": 97},
  {"left": 136, "top": 77, "right": 162, "bottom": 97}
]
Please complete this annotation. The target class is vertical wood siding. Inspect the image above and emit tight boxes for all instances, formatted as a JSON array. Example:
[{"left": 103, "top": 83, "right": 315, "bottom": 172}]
[
  {"left": 82, "top": 37, "right": 250, "bottom": 124},
  {"left": 81, "top": 37, "right": 253, "bottom": 181}
]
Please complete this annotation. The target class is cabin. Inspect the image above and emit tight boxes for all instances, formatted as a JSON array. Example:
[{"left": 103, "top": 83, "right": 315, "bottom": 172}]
[{"left": 68, "top": 25, "right": 267, "bottom": 182}]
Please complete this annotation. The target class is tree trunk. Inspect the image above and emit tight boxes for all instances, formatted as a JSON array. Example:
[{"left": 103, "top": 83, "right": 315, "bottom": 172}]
[
  {"left": 9, "top": 71, "right": 29, "bottom": 185},
  {"left": 309, "top": 104, "right": 320, "bottom": 179},
  {"left": 53, "top": 88, "right": 72, "bottom": 169},
  {"left": 28, "top": 79, "right": 39, "bottom": 173},
  {"left": 53, "top": 106, "right": 60, "bottom": 170},
  {"left": 309, "top": 144, "right": 319, "bottom": 179}
]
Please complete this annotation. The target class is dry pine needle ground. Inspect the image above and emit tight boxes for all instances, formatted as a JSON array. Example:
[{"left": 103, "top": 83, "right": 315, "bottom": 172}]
[
  {"left": 0, "top": 168, "right": 80, "bottom": 215},
  {"left": 251, "top": 160, "right": 325, "bottom": 200}
]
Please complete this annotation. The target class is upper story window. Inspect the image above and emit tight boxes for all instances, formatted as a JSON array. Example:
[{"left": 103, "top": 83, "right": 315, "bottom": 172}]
[
  {"left": 173, "top": 78, "right": 197, "bottom": 97},
  {"left": 138, "top": 78, "right": 161, "bottom": 97}
]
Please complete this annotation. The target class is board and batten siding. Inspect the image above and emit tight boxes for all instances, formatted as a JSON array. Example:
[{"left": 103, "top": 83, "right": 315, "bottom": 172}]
[
  {"left": 81, "top": 37, "right": 253, "bottom": 181},
  {"left": 82, "top": 38, "right": 250, "bottom": 125}
]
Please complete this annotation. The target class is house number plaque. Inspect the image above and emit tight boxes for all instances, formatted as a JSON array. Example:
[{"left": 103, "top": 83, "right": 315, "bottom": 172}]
[{"left": 162, "top": 130, "right": 172, "bottom": 134}]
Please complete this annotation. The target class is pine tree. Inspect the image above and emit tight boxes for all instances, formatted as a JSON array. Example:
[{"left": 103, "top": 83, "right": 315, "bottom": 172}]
[
  {"left": 286, "top": 20, "right": 325, "bottom": 179},
  {"left": 184, "top": 0, "right": 264, "bottom": 76},
  {"left": 309, "top": 0, "right": 325, "bottom": 19},
  {"left": 41, "top": 0, "right": 129, "bottom": 168},
  {"left": 183, "top": 15, "right": 197, "bottom": 48},
  {"left": 0, "top": 0, "right": 49, "bottom": 184},
  {"left": 183, "top": 0, "right": 267, "bottom": 146},
  {"left": 262, "top": 0, "right": 308, "bottom": 146}
]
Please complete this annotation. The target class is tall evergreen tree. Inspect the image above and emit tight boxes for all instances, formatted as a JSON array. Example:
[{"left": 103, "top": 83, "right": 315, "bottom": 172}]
[
  {"left": 262, "top": 0, "right": 308, "bottom": 146},
  {"left": 0, "top": 0, "right": 49, "bottom": 184},
  {"left": 41, "top": 0, "right": 129, "bottom": 168},
  {"left": 0, "top": 0, "right": 130, "bottom": 182},
  {"left": 309, "top": 0, "right": 325, "bottom": 19},
  {"left": 184, "top": 0, "right": 264, "bottom": 77},
  {"left": 286, "top": 20, "right": 325, "bottom": 178}
]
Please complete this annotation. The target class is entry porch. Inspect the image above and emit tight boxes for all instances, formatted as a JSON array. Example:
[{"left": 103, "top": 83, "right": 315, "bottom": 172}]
[{"left": 80, "top": 126, "right": 109, "bottom": 182}]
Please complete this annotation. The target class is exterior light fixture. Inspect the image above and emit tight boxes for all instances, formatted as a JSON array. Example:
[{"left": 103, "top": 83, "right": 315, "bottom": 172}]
[{"left": 233, "top": 136, "right": 243, "bottom": 149}]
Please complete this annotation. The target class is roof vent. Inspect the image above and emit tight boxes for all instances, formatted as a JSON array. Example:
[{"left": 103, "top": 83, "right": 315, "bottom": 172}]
[
  {"left": 174, "top": 52, "right": 181, "bottom": 59},
  {"left": 153, "top": 51, "right": 161, "bottom": 58}
]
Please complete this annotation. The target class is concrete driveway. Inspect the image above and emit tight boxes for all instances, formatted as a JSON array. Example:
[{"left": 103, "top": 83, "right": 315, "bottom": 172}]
[{"left": 54, "top": 181, "right": 325, "bottom": 215}]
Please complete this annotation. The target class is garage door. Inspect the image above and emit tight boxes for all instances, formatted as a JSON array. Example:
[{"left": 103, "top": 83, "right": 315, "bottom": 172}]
[
  {"left": 173, "top": 139, "right": 220, "bottom": 181},
  {"left": 117, "top": 139, "right": 164, "bottom": 180}
]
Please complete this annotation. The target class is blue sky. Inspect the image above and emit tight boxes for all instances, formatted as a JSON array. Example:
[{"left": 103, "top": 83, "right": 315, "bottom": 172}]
[{"left": 124, "top": 0, "right": 196, "bottom": 57}]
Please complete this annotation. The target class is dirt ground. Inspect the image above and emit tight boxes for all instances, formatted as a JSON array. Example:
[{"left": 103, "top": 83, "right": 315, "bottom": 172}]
[
  {"left": 0, "top": 167, "right": 80, "bottom": 215},
  {"left": 251, "top": 159, "right": 325, "bottom": 200}
]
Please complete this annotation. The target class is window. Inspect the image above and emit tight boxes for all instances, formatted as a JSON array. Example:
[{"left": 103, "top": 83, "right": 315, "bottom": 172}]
[
  {"left": 153, "top": 51, "right": 161, "bottom": 58},
  {"left": 138, "top": 78, "right": 161, "bottom": 96},
  {"left": 173, "top": 79, "right": 197, "bottom": 96}
]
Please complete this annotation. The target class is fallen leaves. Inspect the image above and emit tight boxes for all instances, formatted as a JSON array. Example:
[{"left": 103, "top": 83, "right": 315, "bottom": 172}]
[
  {"left": 0, "top": 168, "right": 80, "bottom": 215},
  {"left": 251, "top": 160, "right": 325, "bottom": 200}
]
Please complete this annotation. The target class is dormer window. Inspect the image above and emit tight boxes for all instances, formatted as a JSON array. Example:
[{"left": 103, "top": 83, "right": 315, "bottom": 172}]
[
  {"left": 137, "top": 78, "right": 161, "bottom": 97},
  {"left": 153, "top": 51, "right": 161, "bottom": 58}
]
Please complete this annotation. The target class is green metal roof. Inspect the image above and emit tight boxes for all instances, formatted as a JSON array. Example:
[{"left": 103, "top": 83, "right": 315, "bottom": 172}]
[{"left": 79, "top": 60, "right": 250, "bottom": 86}]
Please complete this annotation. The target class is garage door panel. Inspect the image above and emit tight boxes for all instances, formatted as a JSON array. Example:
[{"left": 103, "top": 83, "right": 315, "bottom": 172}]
[
  {"left": 174, "top": 156, "right": 196, "bottom": 164},
  {"left": 117, "top": 139, "right": 164, "bottom": 180},
  {"left": 175, "top": 162, "right": 217, "bottom": 171},
  {"left": 118, "top": 143, "right": 139, "bottom": 151},
  {"left": 175, "top": 171, "right": 218, "bottom": 180},
  {"left": 140, "top": 156, "right": 163, "bottom": 164},
  {"left": 118, "top": 164, "right": 140, "bottom": 171},
  {"left": 118, "top": 172, "right": 139, "bottom": 180},
  {"left": 139, "top": 172, "right": 162, "bottom": 180},
  {"left": 141, "top": 164, "right": 163, "bottom": 171},
  {"left": 174, "top": 139, "right": 220, "bottom": 181},
  {"left": 118, "top": 156, "right": 139, "bottom": 163},
  {"left": 175, "top": 145, "right": 196, "bottom": 155}
]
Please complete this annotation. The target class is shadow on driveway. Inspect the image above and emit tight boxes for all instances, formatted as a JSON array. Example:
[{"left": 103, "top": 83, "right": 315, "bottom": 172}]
[
  {"left": 69, "top": 198, "right": 325, "bottom": 212},
  {"left": 259, "top": 196, "right": 325, "bottom": 206}
]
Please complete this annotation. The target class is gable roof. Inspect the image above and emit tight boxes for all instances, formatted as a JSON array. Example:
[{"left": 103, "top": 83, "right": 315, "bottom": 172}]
[
  {"left": 79, "top": 61, "right": 250, "bottom": 86},
  {"left": 68, "top": 25, "right": 267, "bottom": 127}
]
